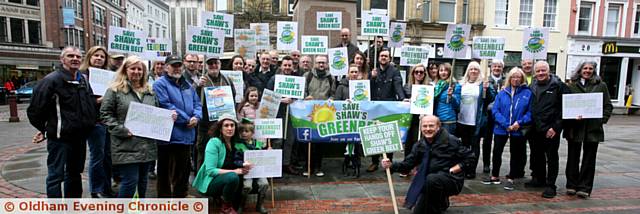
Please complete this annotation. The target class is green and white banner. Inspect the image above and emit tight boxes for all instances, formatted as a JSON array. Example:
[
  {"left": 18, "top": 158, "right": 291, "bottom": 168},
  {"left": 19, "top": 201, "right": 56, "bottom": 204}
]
[
  {"left": 522, "top": 27, "right": 549, "bottom": 60},
  {"left": 400, "top": 45, "right": 430, "bottom": 66},
  {"left": 359, "top": 121, "right": 403, "bottom": 156},
  {"left": 255, "top": 118, "right": 283, "bottom": 139},
  {"left": 108, "top": 26, "right": 146, "bottom": 55},
  {"left": 201, "top": 11, "right": 234, "bottom": 38},
  {"left": 317, "top": 11, "right": 342, "bottom": 31},
  {"left": 388, "top": 22, "right": 406, "bottom": 48},
  {"left": 301, "top": 36, "right": 328, "bottom": 55},
  {"left": 277, "top": 22, "right": 298, "bottom": 51},
  {"left": 349, "top": 80, "right": 371, "bottom": 101},
  {"left": 234, "top": 29, "right": 257, "bottom": 60},
  {"left": 141, "top": 37, "right": 172, "bottom": 61},
  {"left": 409, "top": 85, "right": 435, "bottom": 115},
  {"left": 251, "top": 23, "right": 271, "bottom": 51},
  {"left": 328, "top": 47, "right": 348, "bottom": 76},
  {"left": 361, "top": 12, "right": 389, "bottom": 36},
  {"left": 289, "top": 101, "right": 411, "bottom": 143},
  {"left": 186, "top": 26, "right": 224, "bottom": 58},
  {"left": 472, "top": 36, "right": 505, "bottom": 60},
  {"left": 274, "top": 75, "right": 305, "bottom": 99},
  {"left": 444, "top": 24, "right": 471, "bottom": 59}
]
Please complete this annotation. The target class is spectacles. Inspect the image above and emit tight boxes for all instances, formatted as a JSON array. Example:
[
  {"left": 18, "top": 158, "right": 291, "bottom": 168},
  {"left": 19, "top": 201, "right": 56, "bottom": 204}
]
[{"left": 414, "top": 70, "right": 425, "bottom": 75}]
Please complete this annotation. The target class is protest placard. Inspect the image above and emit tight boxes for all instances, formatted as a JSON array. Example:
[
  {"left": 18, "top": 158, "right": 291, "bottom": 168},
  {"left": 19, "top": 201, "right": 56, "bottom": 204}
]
[
  {"left": 562, "top": 93, "right": 603, "bottom": 119},
  {"left": 257, "top": 89, "right": 281, "bottom": 119},
  {"left": 400, "top": 45, "right": 430, "bottom": 66},
  {"left": 186, "top": 26, "right": 224, "bottom": 58},
  {"left": 410, "top": 85, "right": 435, "bottom": 115},
  {"left": 234, "top": 29, "right": 257, "bottom": 60},
  {"left": 317, "top": 12, "right": 342, "bottom": 31},
  {"left": 349, "top": 80, "right": 371, "bottom": 101},
  {"left": 388, "top": 22, "right": 406, "bottom": 48},
  {"left": 328, "top": 47, "right": 348, "bottom": 76},
  {"left": 201, "top": 11, "right": 234, "bottom": 38},
  {"left": 204, "top": 86, "right": 236, "bottom": 121},
  {"left": 359, "top": 121, "right": 403, "bottom": 157},
  {"left": 88, "top": 67, "right": 117, "bottom": 96},
  {"left": 141, "top": 37, "right": 172, "bottom": 61},
  {"left": 277, "top": 22, "right": 298, "bottom": 51},
  {"left": 255, "top": 118, "right": 283, "bottom": 139},
  {"left": 444, "top": 24, "right": 471, "bottom": 59},
  {"left": 220, "top": 70, "right": 244, "bottom": 103},
  {"left": 108, "top": 26, "right": 146, "bottom": 55},
  {"left": 472, "top": 36, "right": 505, "bottom": 60},
  {"left": 361, "top": 12, "right": 389, "bottom": 36},
  {"left": 243, "top": 150, "right": 283, "bottom": 179},
  {"left": 251, "top": 23, "right": 271, "bottom": 51},
  {"left": 274, "top": 75, "right": 305, "bottom": 99},
  {"left": 522, "top": 27, "right": 549, "bottom": 60},
  {"left": 124, "top": 102, "right": 174, "bottom": 141},
  {"left": 301, "top": 36, "right": 328, "bottom": 55}
]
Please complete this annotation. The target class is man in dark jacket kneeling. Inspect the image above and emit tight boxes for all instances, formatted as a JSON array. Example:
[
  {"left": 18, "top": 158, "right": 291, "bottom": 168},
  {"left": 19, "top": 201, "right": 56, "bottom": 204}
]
[{"left": 382, "top": 115, "right": 474, "bottom": 214}]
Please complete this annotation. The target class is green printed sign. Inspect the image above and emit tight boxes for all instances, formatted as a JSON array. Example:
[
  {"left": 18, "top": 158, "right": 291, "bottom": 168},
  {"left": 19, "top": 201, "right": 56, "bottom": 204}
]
[
  {"left": 317, "top": 12, "right": 342, "bottom": 30},
  {"left": 359, "top": 121, "right": 403, "bottom": 156},
  {"left": 388, "top": 22, "right": 406, "bottom": 48},
  {"left": 186, "top": 26, "right": 224, "bottom": 57},
  {"left": 444, "top": 24, "right": 471, "bottom": 59},
  {"left": 400, "top": 46, "right": 430, "bottom": 66},
  {"left": 277, "top": 22, "right": 298, "bottom": 51},
  {"left": 301, "top": 36, "right": 328, "bottom": 55},
  {"left": 522, "top": 27, "right": 549, "bottom": 60},
  {"left": 361, "top": 12, "right": 389, "bottom": 36},
  {"left": 202, "top": 11, "right": 234, "bottom": 38},
  {"left": 255, "top": 118, "right": 283, "bottom": 139},
  {"left": 274, "top": 75, "right": 305, "bottom": 99},
  {"left": 472, "top": 36, "right": 505, "bottom": 60},
  {"left": 108, "top": 26, "right": 146, "bottom": 54}
]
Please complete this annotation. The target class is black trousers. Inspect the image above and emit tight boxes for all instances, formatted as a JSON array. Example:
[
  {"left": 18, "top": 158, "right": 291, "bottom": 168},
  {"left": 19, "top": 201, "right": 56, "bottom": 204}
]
[
  {"left": 157, "top": 144, "right": 192, "bottom": 198},
  {"left": 412, "top": 172, "right": 462, "bottom": 214},
  {"left": 405, "top": 115, "right": 421, "bottom": 157},
  {"left": 566, "top": 141, "right": 599, "bottom": 194},
  {"left": 530, "top": 132, "right": 560, "bottom": 188},
  {"left": 492, "top": 135, "right": 527, "bottom": 179},
  {"left": 458, "top": 123, "right": 480, "bottom": 176},
  {"left": 482, "top": 115, "right": 495, "bottom": 168}
]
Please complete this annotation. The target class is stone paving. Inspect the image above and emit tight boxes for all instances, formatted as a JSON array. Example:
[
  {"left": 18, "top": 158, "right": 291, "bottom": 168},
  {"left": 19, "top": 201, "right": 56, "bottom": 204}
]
[{"left": 0, "top": 110, "right": 639, "bottom": 213}]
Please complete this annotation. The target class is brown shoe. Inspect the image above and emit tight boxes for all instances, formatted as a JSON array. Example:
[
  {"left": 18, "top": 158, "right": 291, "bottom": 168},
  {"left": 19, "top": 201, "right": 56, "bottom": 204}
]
[
  {"left": 284, "top": 165, "right": 301, "bottom": 175},
  {"left": 366, "top": 163, "right": 378, "bottom": 172}
]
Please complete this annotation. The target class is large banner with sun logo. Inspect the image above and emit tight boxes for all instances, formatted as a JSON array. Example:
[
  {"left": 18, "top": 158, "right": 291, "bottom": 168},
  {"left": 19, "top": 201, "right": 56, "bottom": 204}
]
[{"left": 289, "top": 101, "right": 412, "bottom": 143}]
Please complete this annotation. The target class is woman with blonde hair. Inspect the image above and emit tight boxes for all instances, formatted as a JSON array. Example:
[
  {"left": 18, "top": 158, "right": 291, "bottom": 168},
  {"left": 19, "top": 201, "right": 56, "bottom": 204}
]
[
  {"left": 457, "top": 61, "right": 495, "bottom": 179},
  {"left": 433, "top": 62, "right": 461, "bottom": 134},
  {"left": 402, "top": 63, "right": 432, "bottom": 162},
  {"left": 482, "top": 67, "right": 532, "bottom": 191},
  {"left": 80, "top": 46, "right": 114, "bottom": 198},
  {"left": 100, "top": 56, "right": 177, "bottom": 198}
]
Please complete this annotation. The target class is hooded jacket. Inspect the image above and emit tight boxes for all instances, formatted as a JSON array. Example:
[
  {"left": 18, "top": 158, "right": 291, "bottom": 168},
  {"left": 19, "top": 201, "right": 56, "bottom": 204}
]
[
  {"left": 434, "top": 81, "right": 461, "bottom": 123},
  {"left": 562, "top": 75, "right": 613, "bottom": 142},
  {"left": 153, "top": 74, "right": 202, "bottom": 145},
  {"left": 304, "top": 69, "right": 336, "bottom": 100},
  {"left": 334, "top": 77, "right": 350, "bottom": 100},
  {"left": 492, "top": 84, "right": 533, "bottom": 137},
  {"left": 370, "top": 64, "right": 405, "bottom": 101}
]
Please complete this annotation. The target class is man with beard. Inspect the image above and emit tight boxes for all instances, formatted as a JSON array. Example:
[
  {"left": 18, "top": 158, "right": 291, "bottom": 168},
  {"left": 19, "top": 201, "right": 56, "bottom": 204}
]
[{"left": 182, "top": 54, "right": 202, "bottom": 87}]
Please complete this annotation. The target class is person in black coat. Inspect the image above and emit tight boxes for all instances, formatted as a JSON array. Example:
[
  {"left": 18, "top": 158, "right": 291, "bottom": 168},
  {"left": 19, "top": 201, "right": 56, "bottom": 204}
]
[{"left": 247, "top": 52, "right": 276, "bottom": 94}]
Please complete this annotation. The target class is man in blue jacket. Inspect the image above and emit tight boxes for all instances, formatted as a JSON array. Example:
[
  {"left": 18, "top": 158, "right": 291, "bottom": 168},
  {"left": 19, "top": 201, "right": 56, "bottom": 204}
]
[{"left": 153, "top": 54, "right": 202, "bottom": 198}]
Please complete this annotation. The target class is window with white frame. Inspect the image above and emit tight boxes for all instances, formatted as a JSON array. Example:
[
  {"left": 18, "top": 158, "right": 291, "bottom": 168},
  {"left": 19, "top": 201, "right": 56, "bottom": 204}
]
[
  {"left": 111, "top": 14, "right": 122, "bottom": 27},
  {"left": 605, "top": 3, "right": 622, "bottom": 36},
  {"left": 216, "top": 0, "right": 228, "bottom": 11},
  {"left": 462, "top": 0, "right": 468, "bottom": 24},
  {"left": 577, "top": 1, "right": 594, "bottom": 34},
  {"left": 93, "top": 5, "right": 105, "bottom": 27},
  {"left": 397, "top": 0, "right": 406, "bottom": 20},
  {"left": 634, "top": 5, "right": 640, "bottom": 36},
  {"left": 543, "top": 0, "right": 557, "bottom": 28},
  {"left": 439, "top": 0, "right": 456, "bottom": 23},
  {"left": 421, "top": 0, "right": 431, "bottom": 22},
  {"left": 495, "top": 0, "right": 508, "bottom": 26},
  {"left": 519, "top": 0, "right": 533, "bottom": 26}
]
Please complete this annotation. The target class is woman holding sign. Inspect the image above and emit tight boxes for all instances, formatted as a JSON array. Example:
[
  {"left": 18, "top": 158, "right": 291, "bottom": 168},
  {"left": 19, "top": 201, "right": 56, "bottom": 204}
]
[
  {"left": 193, "top": 115, "right": 254, "bottom": 214},
  {"left": 403, "top": 64, "right": 432, "bottom": 160},
  {"left": 563, "top": 61, "right": 613, "bottom": 199},
  {"left": 457, "top": 61, "right": 495, "bottom": 179},
  {"left": 100, "top": 56, "right": 176, "bottom": 198}
]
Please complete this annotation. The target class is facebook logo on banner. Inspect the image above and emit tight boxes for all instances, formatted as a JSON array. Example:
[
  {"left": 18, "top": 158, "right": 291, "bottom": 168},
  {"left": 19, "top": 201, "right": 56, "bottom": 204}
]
[{"left": 297, "top": 128, "right": 311, "bottom": 142}]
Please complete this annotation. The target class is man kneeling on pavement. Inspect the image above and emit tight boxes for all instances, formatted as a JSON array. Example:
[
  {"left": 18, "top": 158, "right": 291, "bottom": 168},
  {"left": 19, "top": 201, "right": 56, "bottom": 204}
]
[{"left": 382, "top": 115, "right": 474, "bottom": 214}]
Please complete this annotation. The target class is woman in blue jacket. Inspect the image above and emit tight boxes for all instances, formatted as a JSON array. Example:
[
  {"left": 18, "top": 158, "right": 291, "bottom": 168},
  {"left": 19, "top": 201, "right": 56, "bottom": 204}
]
[
  {"left": 482, "top": 67, "right": 532, "bottom": 191},
  {"left": 434, "top": 63, "right": 461, "bottom": 135},
  {"left": 457, "top": 61, "right": 496, "bottom": 179}
]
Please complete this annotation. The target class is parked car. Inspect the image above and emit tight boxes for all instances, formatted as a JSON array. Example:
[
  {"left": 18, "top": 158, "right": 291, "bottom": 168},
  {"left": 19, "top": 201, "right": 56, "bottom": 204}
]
[{"left": 15, "top": 81, "right": 37, "bottom": 102}]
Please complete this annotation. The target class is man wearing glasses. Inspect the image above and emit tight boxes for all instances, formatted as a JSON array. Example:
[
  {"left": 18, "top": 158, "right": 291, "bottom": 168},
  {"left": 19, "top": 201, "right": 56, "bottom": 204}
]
[
  {"left": 182, "top": 54, "right": 202, "bottom": 87},
  {"left": 247, "top": 52, "right": 276, "bottom": 94},
  {"left": 28, "top": 46, "right": 98, "bottom": 198}
]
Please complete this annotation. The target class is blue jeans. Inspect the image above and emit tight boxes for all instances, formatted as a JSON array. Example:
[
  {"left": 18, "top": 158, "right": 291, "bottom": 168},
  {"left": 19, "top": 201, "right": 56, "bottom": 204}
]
[
  {"left": 115, "top": 162, "right": 150, "bottom": 198},
  {"left": 87, "top": 124, "right": 112, "bottom": 193},
  {"left": 441, "top": 122, "right": 457, "bottom": 136},
  {"left": 46, "top": 138, "right": 86, "bottom": 198}
]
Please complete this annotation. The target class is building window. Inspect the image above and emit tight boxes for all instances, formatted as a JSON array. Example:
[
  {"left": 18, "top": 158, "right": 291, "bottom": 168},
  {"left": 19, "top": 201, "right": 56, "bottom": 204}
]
[
  {"left": 93, "top": 33, "right": 105, "bottom": 46},
  {"left": 357, "top": 0, "right": 362, "bottom": 18},
  {"left": 495, "top": 0, "right": 508, "bottom": 26},
  {"left": 111, "top": 14, "right": 122, "bottom": 27},
  {"left": 577, "top": 1, "right": 594, "bottom": 34},
  {"left": 634, "top": 5, "right": 640, "bottom": 36},
  {"left": 75, "top": 0, "right": 83, "bottom": 18},
  {"left": 156, "top": 26, "right": 160, "bottom": 37},
  {"left": 26, "top": 0, "right": 38, "bottom": 6},
  {"left": 93, "top": 5, "right": 105, "bottom": 27},
  {"left": 371, "top": 0, "right": 388, "bottom": 10},
  {"left": 234, "top": 0, "right": 243, "bottom": 12},
  {"left": 149, "top": 24, "right": 153, "bottom": 36},
  {"left": 605, "top": 4, "right": 622, "bottom": 36},
  {"left": 519, "top": 0, "right": 533, "bottom": 26},
  {"left": 421, "top": 0, "right": 431, "bottom": 22},
  {"left": 396, "top": 0, "right": 405, "bottom": 20},
  {"left": 543, "top": 0, "right": 557, "bottom": 28},
  {"left": 462, "top": 0, "right": 469, "bottom": 23},
  {"left": 28, "top": 20, "right": 40, "bottom": 45},
  {"left": 272, "top": 0, "right": 280, "bottom": 14},
  {"left": 9, "top": 18, "right": 24, "bottom": 43},
  {"left": 0, "top": 17, "right": 7, "bottom": 42},
  {"left": 215, "top": 0, "right": 228, "bottom": 11},
  {"left": 8, "top": 0, "right": 21, "bottom": 4},
  {"left": 111, "top": 0, "right": 121, "bottom": 6},
  {"left": 163, "top": 29, "right": 166, "bottom": 38},
  {"left": 439, "top": 0, "right": 456, "bottom": 23},
  {"left": 288, "top": 0, "right": 295, "bottom": 16}
]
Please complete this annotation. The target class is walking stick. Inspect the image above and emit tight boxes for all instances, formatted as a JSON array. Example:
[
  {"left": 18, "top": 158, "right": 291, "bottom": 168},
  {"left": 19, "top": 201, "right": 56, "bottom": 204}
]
[{"left": 383, "top": 152, "right": 399, "bottom": 214}]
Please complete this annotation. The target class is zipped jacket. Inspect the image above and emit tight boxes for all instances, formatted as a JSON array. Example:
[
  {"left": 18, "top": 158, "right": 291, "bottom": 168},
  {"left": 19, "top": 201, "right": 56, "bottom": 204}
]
[{"left": 492, "top": 84, "right": 533, "bottom": 136}]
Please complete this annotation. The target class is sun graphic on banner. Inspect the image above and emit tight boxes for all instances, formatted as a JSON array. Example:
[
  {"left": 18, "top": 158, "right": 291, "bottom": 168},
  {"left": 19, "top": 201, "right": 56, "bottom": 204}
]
[{"left": 308, "top": 103, "right": 337, "bottom": 123}]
